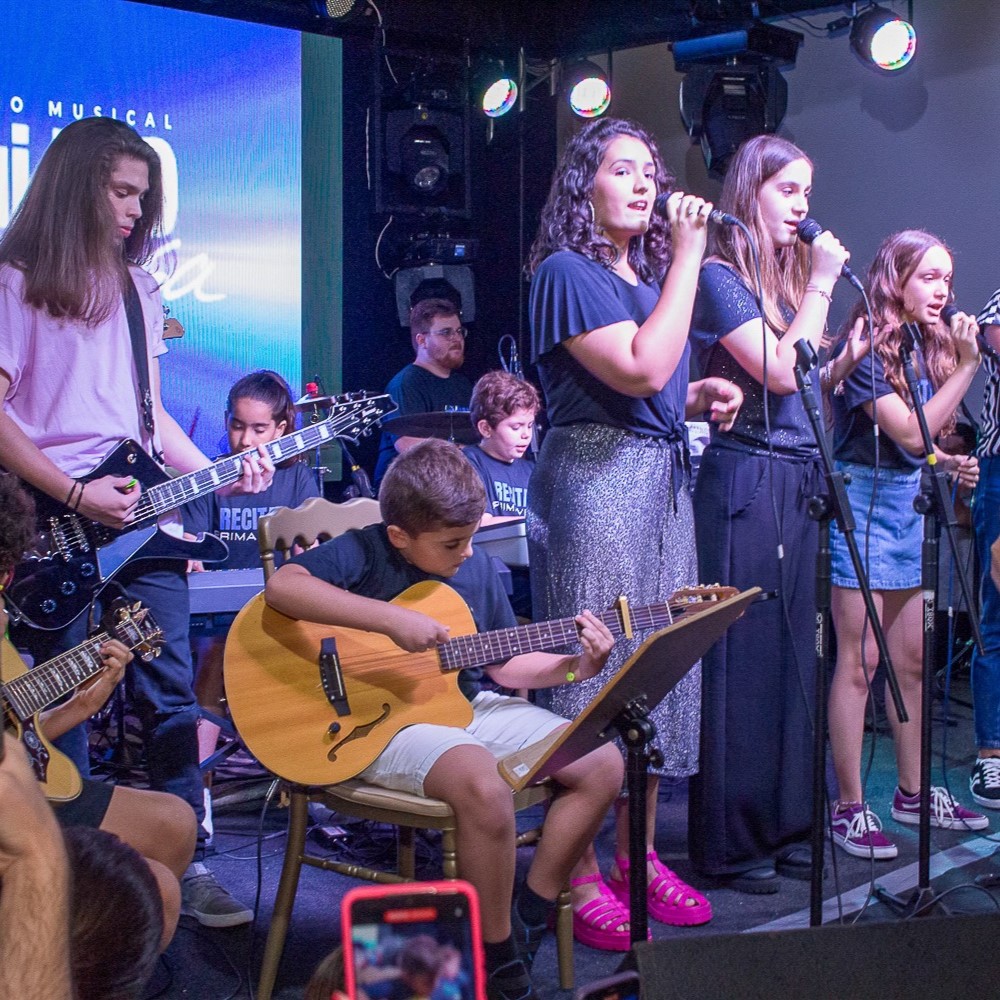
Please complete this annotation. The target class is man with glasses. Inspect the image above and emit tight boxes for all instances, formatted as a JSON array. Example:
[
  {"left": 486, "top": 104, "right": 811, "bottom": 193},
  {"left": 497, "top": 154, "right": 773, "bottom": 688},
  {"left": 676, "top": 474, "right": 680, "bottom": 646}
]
[{"left": 375, "top": 297, "right": 475, "bottom": 485}]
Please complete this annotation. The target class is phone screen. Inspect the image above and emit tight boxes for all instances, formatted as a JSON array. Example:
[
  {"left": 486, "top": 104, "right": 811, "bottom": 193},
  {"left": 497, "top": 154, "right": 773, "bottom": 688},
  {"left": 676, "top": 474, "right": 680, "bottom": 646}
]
[{"left": 345, "top": 884, "right": 483, "bottom": 1000}]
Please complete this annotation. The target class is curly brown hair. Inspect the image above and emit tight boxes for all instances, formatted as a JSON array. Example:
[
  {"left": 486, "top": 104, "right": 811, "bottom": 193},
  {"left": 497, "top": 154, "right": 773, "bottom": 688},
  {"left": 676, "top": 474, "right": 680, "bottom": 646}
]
[
  {"left": 469, "top": 370, "right": 540, "bottom": 430},
  {"left": 0, "top": 474, "right": 36, "bottom": 577},
  {"left": 839, "top": 230, "right": 958, "bottom": 424},
  {"left": 528, "top": 117, "right": 674, "bottom": 283}
]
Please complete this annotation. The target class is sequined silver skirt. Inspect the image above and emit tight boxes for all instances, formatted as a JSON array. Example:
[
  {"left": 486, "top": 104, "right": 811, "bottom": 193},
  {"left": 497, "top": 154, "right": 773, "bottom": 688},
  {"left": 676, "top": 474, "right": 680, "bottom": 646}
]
[{"left": 527, "top": 423, "right": 701, "bottom": 777}]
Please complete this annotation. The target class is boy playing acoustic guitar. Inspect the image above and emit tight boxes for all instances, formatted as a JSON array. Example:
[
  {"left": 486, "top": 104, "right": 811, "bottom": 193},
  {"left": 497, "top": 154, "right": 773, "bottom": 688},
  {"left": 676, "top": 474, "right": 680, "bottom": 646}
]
[{"left": 264, "top": 439, "right": 625, "bottom": 1000}]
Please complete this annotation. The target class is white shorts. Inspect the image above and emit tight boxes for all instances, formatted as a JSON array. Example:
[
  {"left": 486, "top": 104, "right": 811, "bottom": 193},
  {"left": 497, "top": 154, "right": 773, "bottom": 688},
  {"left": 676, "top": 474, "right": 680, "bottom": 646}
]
[{"left": 358, "top": 690, "right": 568, "bottom": 796}]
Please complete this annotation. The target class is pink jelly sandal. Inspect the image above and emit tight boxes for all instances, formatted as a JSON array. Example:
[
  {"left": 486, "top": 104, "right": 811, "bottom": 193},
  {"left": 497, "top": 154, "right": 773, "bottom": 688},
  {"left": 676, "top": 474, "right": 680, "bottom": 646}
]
[
  {"left": 569, "top": 872, "right": 643, "bottom": 952},
  {"left": 607, "top": 852, "right": 713, "bottom": 927}
]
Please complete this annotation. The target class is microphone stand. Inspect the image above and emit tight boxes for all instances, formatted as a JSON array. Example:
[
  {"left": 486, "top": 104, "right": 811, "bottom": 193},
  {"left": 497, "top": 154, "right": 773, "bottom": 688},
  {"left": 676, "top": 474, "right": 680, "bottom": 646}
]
[
  {"left": 873, "top": 326, "right": 984, "bottom": 918},
  {"left": 793, "top": 340, "right": 906, "bottom": 926}
]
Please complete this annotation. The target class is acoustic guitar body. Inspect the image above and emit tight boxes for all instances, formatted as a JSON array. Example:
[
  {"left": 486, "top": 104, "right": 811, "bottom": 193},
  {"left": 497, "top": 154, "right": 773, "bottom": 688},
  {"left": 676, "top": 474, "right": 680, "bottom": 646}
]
[
  {"left": 1, "top": 639, "right": 82, "bottom": 802},
  {"left": 224, "top": 582, "right": 476, "bottom": 786}
]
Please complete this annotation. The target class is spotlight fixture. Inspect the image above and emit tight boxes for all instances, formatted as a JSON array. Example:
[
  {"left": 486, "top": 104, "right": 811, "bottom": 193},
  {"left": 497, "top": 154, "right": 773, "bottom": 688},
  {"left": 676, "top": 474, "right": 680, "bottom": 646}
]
[
  {"left": 673, "top": 21, "right": 801, "bottom": 178},
  {"left": 398, "top": 119, "right": 450, "bottom": 196},
  {"left": 563, "top": 59, "right": 611, "bottom": 119},
  {"left": 850, "top": 3, "right": 916, "bottom": 72},
  {"left": 308, "top": 0, "right": 362, "bottom": 17},
  {"left": 474, "top": 59, "right": 518, "bottom": 118}
]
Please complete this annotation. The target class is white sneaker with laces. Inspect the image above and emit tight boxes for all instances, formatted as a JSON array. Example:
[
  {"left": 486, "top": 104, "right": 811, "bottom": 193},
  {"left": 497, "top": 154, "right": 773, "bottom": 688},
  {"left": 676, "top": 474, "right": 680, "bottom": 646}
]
[{"left": 181, "top": 863, "right": 253, "bottom": 928}]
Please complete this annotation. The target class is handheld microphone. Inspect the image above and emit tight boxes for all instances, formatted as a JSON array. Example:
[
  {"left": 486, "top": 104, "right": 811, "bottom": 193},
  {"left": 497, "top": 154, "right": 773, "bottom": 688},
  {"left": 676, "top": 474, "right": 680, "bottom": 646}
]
[
  {"left": 652, "top": 192, "right": 740, "bottom": 227},
  {"left": 941, "top": 304, "right": 1000, "bottom": 364},
  {"left": 795, "top": 218, "right": 865, "bottom": 292}
]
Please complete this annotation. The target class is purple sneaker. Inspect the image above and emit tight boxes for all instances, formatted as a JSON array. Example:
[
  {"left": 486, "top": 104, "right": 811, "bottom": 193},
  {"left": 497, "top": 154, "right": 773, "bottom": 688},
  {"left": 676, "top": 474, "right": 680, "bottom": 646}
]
[
  {"left": 831, "top": 802, "right": 897, "bottom": 859},
  {"left": 891, "top": 786, "right": 990, "bottom": 831}
]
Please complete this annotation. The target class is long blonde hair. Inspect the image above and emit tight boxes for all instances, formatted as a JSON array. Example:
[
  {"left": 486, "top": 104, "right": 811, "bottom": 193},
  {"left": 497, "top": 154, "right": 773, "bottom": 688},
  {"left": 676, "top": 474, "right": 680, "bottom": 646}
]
[{"left": 710, "top": 134, "right": 812, "bottom": 334}]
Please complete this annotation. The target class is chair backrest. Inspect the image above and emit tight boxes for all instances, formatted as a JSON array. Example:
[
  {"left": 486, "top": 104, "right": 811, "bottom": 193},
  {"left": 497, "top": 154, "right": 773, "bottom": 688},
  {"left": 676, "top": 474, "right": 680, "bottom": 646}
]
[{"left": 257, "top": 497, "right": 382, "bottom": 580}]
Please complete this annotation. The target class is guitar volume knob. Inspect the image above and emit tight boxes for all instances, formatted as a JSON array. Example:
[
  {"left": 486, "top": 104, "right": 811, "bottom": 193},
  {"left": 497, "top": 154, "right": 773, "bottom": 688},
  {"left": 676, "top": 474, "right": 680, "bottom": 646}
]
[
  {"left": 60, "top": 580, "right": 77, "bottom": 595},
  {"left": 41, "top": 598, "right": 57, "bottom": 614}
]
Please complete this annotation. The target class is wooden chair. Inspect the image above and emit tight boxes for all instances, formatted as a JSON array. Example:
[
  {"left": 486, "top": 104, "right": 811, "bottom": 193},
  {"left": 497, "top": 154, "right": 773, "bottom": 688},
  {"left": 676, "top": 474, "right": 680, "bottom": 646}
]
[{"left": 251, "top": 497, "right": 573, "bottom": 999}]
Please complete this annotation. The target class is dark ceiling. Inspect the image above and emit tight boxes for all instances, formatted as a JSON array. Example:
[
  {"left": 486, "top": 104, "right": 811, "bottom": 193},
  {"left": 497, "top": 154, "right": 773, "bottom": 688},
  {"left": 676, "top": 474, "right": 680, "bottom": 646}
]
[{"left": 130, "top": 1, "right": 847, "bottom": 57}]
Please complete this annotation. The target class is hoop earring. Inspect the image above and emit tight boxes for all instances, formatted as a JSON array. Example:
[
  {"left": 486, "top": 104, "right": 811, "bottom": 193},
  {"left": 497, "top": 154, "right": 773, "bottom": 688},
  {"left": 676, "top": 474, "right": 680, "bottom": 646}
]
[{"left": 587, "top": 200, "right": 596, "bottom": 226}]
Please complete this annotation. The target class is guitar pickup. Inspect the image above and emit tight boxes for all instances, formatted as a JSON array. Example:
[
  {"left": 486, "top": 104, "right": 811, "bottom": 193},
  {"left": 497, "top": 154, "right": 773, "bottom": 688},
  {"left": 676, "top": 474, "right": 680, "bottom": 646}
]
[{"left": 319, "top": 637, "right": 351, "bottom": 717}]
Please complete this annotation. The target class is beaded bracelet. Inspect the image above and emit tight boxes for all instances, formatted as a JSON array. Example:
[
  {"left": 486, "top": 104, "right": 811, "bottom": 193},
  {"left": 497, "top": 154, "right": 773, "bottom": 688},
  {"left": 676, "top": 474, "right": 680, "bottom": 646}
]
[{"left": 805, "top": 283, "right": 833, "bottom": 304}]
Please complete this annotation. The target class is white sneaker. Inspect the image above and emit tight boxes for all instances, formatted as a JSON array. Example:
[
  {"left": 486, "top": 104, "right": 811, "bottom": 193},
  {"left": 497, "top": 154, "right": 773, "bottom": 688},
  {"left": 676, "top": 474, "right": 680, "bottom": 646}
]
[{"left": 181, "top": 863, "right": 252, "bottom": 928}]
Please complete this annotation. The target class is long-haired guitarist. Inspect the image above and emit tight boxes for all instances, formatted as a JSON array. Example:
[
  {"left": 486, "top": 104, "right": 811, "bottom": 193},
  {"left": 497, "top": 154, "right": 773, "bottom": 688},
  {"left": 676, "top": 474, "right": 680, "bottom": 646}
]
[
  {"left": 265, "top": 440, "right": 625, "bottom": 1000},
  {"left": 0, "top": 117, "right": 270, "bottom": 926}
]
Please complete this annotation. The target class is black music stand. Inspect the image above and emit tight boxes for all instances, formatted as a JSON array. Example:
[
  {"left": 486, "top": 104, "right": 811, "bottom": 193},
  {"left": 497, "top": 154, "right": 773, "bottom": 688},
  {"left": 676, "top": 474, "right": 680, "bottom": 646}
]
[{"left": 499, "top": 587, "right": 760, "bottom": 944}]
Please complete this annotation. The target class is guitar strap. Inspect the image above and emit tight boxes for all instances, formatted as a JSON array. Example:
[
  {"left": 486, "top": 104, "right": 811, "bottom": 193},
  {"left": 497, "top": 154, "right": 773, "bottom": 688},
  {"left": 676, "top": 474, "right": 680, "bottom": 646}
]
[{"left": 123, "top": 273, "right": 165, "bottom": 465}]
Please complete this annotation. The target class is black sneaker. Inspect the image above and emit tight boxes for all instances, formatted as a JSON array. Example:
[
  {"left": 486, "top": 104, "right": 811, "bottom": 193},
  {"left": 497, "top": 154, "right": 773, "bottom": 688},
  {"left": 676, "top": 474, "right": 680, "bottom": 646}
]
[
  {"left": 970, "top": 758, "right": 1000, "bottom": 810},
  {"left": 486, "top": 958, "right": 538, "bottom": 1000}
]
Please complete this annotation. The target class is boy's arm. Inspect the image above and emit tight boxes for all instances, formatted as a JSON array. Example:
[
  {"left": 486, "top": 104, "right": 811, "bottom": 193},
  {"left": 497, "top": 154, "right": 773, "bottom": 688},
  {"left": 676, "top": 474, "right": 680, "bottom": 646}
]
[
  {"left": 485, "top": 610, "right": 613, "bottom": 689},
  {"left": 265, "top": 563, "right": 450, "bottom": 653}
]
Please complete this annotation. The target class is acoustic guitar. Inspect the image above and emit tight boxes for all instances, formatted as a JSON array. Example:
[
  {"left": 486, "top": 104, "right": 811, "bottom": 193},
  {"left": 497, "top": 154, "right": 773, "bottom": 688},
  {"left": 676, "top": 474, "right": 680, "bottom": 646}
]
[
  {"left": 223, "top": 582, "right": 736, "bottom": 787},
  {"left": 8, "top": 391, "right": 394, "bottom": 631},
  {"left": 1, "top": 600, "right": 163, "bottom": 801}
]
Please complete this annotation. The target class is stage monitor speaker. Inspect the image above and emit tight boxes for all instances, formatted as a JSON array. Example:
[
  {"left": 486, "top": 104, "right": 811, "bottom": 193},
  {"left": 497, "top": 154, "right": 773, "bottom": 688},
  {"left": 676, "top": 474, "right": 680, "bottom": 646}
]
[{"left": 627, "top": 912, "right": 999, "bottom": 998}]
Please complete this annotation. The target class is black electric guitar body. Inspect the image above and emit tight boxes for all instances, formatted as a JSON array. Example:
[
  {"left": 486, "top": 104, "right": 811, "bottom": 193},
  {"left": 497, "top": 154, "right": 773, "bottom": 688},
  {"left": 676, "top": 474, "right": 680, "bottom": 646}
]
[{"left": 7, "top": 392, "right": 394, "bottom": 631}]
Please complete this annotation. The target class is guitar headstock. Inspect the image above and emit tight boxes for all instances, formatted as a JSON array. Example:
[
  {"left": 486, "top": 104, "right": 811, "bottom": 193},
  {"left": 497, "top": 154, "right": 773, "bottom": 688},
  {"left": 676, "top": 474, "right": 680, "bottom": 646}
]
[
  {"left": 328, "top": 392, "right": 398, "bottom": 444},
  {"left": 101, "top": 599, "right": 164, "bottom": 663},
  {"left": 671, "top": 585, "right": 739, "bottom": 603}
]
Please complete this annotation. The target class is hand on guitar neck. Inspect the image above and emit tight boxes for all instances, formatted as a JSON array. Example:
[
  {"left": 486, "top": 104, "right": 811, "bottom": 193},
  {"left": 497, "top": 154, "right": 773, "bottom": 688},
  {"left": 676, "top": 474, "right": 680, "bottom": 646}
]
[{"left": 39, "top": 638, "right": 132, "bottom": 741}]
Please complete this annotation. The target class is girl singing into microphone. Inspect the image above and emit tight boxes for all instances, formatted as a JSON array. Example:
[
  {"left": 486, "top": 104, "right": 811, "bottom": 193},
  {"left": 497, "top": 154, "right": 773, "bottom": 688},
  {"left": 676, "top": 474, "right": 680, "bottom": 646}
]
[
  {"left": 527, "top": 117, "right": 741, "bottom": 949},
  {"left": 688, "top": 135, "right": 850, "bottom": 893},
  {"left": 827, "top": 230, "right": 987, "bottom": 859}
]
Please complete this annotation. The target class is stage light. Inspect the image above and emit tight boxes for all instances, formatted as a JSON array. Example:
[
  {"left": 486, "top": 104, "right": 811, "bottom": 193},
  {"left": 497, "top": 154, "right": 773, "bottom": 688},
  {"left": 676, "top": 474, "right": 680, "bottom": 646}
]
[
  {"left": 398, "top": 122, "right": 450, "bottom": 196},
  {"left": 673, "top": 20, "right": 801, "bottom": 179},
  {"left": 475, "top": 60, "right": 518, "bottom": 118},
  {"left": 680, "top": 63, "right": 788, "bottom": 179},
  {"left": 563, "top": 60, "right": 611, "bottom": 119},
  {"left": 850, "top": 4, "right": 916, "bottom": 72},
  {"left": 308, "top": 0, "right": 362, "bottom": 17}
]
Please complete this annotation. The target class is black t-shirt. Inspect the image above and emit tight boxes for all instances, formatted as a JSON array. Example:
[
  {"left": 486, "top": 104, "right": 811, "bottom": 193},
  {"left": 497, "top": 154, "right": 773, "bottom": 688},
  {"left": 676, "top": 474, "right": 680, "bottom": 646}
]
[
  {"left": 288, "top": 523, "right": 517, "bottom": 700},
  {"left": 529, "top": 250, "right": 689, "bottom": 440},
  {"left": 374, "top": 364, "right": 474, "bottom": 483},
  {"left": 691, "top": 262, "right": 816, "bottom": 455},
  {"left": 182, "top": 461, "right": 321, "bottom": 570},
  {"left": 461, "top": 445, "right": 534, "bottom": 518},
  {"left": 832, "top": 345, "right": 931, "bottom": 471}
]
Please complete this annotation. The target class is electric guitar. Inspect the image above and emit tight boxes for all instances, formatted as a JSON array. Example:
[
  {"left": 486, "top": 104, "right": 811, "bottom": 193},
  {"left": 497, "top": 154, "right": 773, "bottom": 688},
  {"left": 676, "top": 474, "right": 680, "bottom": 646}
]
[
  {"left": 1, "top": 599, "right": 163, "bottom": 801},
  {"left": 223, "top": 582, "right": 737, "bottom": 787},
  {"left": 7, "top": 392, "right": 395, "bottom": 631}
]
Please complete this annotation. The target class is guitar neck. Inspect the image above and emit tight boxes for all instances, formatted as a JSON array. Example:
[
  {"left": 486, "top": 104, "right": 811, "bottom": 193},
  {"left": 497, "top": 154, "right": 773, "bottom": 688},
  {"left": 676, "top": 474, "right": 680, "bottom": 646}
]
[
  {"left": 134, "top": 421, "right": 338, "bottom": 521},
  {"left": 438, "top": 600, "right": 676, "bottom": 673},
  {"left": 2, "top": 631, "right": 113, "bottom": 720}
]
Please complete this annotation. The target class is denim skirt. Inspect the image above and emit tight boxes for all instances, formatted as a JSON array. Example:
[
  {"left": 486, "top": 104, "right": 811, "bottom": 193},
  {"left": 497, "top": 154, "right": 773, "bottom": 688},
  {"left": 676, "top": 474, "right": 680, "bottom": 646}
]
[{"left": 830, "top": 460, "right": 923, "bottom": 590}]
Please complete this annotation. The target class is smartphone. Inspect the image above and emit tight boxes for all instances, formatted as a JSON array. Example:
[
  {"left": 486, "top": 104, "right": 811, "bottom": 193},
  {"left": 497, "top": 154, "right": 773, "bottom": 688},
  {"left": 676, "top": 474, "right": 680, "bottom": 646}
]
[
  {"left": 574, "top": 970, "right": 641, "bottom": 1000},
  {"left": 341, "top": 880, "right": 486, "bottom": 1000}
]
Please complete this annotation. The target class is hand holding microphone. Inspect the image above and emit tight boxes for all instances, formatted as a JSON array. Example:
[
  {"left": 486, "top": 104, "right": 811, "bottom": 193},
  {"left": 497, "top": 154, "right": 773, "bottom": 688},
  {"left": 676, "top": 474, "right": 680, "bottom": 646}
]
[
  {"left": 652, "top": 192, "right": 740, "bottom": 227},
  {"left": 795, "top": 218, "right": 862, "bottom": 292},
  {"left": 940, "top": 303, "right": 985, "bottom": 365}
]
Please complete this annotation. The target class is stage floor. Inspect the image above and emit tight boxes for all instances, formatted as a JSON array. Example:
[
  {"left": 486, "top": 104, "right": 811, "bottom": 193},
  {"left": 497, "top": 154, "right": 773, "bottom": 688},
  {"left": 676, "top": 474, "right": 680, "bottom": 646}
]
[{"left": 132, "top": 670, "right": 1000, "bottom": 999}]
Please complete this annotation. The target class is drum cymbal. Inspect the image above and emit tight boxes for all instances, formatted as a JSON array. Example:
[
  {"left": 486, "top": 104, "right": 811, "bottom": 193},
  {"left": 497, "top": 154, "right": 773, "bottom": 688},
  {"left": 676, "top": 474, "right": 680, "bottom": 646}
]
[
  {"left": 293, "top": 393, "right": 340, "bottom": 410},
  {"left": 381, "top": 410, "right": 478, "bottom": 444}
]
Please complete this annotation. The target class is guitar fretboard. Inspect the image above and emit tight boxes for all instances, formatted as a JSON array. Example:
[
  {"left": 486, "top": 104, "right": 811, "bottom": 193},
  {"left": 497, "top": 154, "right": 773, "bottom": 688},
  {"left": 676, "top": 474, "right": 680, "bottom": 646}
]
[
  {"left": 3, "top": 632, "right": 112, "bottom": 720},
  {"left": 437, "top": 600, "right": 681, "bottom": 673},
  {"left": 130, "top": 397, "right": 387, "bottom": 524}
]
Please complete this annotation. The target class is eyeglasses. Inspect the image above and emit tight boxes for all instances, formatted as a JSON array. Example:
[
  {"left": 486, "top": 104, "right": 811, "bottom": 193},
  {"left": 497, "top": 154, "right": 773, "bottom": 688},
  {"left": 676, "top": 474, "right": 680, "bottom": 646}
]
[{"left": 428, "top": 326, "right": 467, "bottom": 341}]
